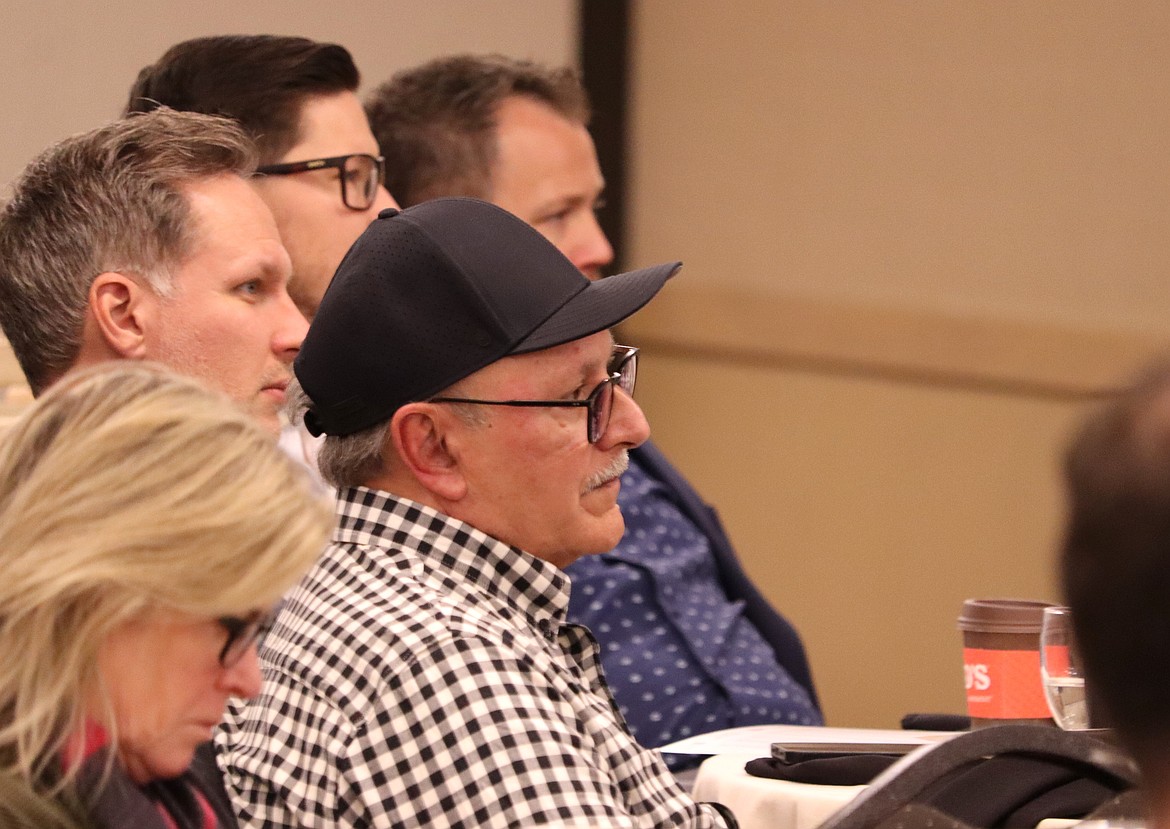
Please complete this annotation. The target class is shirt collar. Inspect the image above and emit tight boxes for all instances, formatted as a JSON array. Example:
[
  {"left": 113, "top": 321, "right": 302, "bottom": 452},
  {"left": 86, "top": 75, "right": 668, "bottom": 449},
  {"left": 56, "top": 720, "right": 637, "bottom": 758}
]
[{"left": 334, "top": 486, "right": 571, "bottom": 638}]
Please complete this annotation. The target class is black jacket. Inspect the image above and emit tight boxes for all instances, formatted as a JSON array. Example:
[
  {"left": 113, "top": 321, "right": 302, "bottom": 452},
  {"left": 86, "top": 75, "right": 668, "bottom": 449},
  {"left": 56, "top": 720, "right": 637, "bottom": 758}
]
[{"left": 81, "top": 742, "right": 236, "bottom": 829}]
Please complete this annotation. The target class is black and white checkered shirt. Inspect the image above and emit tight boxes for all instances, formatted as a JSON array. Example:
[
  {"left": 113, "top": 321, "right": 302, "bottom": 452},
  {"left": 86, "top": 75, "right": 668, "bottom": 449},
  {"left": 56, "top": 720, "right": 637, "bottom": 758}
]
[{"left": 216, "top": 487, "right": 733, "bottom": 828}]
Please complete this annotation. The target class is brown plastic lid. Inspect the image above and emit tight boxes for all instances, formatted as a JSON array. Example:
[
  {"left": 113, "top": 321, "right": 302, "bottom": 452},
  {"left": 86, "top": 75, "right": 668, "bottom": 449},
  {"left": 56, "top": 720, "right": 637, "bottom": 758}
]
[{"left": 957, "top": 598, "right": 1055, "bottom": 634}]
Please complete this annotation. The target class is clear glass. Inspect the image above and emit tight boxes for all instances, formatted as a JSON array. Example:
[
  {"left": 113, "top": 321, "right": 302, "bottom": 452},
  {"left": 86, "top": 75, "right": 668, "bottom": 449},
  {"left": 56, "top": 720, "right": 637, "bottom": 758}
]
[{"left": 1040, "top": 605, "right": 1090, "bottom": 730}]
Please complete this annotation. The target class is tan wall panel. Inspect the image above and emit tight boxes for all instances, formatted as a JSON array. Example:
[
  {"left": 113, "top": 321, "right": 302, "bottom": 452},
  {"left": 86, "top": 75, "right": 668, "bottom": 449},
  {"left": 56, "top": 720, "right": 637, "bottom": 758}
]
[
  {"left": 630, "top": 340, "right": 1089, "bottom": 727},
  {"left": 0, "top": 338, "right": 20, "bottom": 388},
  {"left": 0, "top": 338, "right": 30, "bottom": 420},
  {"left": 623, "top": 286, "right": 1148, "bottom": 725},
  {"left": 627, "top": 2, "right": 1170, "bottom": 726},
  {"left": 1, "top": 1, "right": 576, "bottom": 185},
  {"left": 632, "top": 285, "right": 1167, "bottom": 397},
  {"left": 629, "top": 1, "right": 1170, "bottom": 333}
]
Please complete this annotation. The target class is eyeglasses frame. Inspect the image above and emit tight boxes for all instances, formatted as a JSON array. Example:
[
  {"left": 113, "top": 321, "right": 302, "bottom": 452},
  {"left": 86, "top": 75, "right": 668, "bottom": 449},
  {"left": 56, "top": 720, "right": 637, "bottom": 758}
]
[
  {"left": 217, "top": 608, "right": 277, "bottom": 669},
  {"left": 430, "top": 345, "right": 639, "bottom": 444},
  {"left": 254, "top": 153, "right": 385, "bottom": 211}
]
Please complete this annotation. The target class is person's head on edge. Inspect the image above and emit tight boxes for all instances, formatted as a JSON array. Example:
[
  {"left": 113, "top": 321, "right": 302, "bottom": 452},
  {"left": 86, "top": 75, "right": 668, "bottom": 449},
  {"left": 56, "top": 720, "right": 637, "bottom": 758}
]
[
  {"left": 128, "top": 34, "right": 398, "bottom": 319},
  {"left": 366, "top": 54, "right": 613, "bottom": 280},
  {"left": 290, "top": 198, "right": 679, "bottom": 567},
  {"left": 1061, "top": 359, "right": 1170, "bottom": 809},
  {"left": 0, "top": 362, "right": 331, "bottom": 811},
  {"left": 0, "top": 108, "right": 306, "bottom": 434}
]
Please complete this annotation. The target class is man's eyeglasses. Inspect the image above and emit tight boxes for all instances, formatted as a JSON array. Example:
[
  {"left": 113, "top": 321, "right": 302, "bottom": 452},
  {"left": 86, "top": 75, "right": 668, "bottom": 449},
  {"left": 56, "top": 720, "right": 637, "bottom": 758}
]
[
  {"left": 431, "top": 345, "right": 638, "bottom": 445},
  {"left": 255, "top": 153, "right": 385, "bottom": 211},
  {"left": 217, "top": 608, "right": 278, "bottom": 669}
]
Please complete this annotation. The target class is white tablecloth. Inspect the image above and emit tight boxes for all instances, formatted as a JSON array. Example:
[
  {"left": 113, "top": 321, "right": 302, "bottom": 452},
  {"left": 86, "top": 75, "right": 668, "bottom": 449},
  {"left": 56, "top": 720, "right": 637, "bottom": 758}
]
[{"left": 692, "top": 753, "right": 867, "bottom": 829}]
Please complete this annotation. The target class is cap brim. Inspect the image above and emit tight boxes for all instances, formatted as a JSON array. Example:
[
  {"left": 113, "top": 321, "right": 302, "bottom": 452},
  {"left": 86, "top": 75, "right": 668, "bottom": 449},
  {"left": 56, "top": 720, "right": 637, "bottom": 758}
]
[{"left": 511, "top": 261, "right": 682, "bottom": 355}]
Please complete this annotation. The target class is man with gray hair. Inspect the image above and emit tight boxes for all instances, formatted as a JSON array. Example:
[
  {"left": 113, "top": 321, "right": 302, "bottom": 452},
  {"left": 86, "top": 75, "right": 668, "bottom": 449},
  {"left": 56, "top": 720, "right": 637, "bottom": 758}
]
[
  {"left": 0, "top": 109, "right": 306, "bottom": 434},
  {"left": 366, "top": 54, "right": 821, "bottom": 761},
  {"left": 218, "top": 197, "right": 733, "bottom": 828}
]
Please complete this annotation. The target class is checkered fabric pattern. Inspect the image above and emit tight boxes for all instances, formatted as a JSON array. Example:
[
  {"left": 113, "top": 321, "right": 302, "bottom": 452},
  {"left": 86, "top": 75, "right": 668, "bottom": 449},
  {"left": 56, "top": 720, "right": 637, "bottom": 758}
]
[{"left": 216, "top": 487, "right": 733, "bottom": 829}]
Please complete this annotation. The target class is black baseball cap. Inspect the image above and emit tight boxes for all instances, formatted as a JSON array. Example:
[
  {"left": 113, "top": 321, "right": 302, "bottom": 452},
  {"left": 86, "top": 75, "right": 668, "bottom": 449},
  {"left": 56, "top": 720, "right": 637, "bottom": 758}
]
[{"left": 296, "top": 197, "right": 681, "bottom": 437}]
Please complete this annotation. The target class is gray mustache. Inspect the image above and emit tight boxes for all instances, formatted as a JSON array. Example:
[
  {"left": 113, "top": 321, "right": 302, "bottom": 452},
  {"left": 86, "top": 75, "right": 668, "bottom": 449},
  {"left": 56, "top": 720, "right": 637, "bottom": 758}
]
[{"left": 583, "top": 451, "right": 629, "bottom": 493}]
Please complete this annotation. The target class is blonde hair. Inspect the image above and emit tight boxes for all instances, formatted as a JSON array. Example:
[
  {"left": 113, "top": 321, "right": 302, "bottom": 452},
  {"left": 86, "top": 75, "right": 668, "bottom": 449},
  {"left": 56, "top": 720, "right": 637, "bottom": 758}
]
[{"left": 0, "top": 363, "right": 332, "bottom": 798}]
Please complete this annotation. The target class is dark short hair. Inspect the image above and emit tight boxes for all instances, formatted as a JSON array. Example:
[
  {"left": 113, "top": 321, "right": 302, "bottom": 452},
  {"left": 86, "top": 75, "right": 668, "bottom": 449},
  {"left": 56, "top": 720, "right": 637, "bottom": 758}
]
[
  {"left": 0, "top": 109, "right": 256, "bottom": 395},
  {"left": 365, "top": 54, "right": 590, "bottom": 207},
  {"left": 126, "top": 34, "right": 360, "bottom": 164},
  {"left": 1061, "top": 360, "right": 1170, "bottom": 773}
]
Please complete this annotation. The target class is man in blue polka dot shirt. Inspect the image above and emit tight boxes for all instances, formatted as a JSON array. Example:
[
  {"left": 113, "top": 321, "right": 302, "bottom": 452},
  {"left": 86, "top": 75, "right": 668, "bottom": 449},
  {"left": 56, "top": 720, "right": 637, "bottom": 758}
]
[{"left": 368, "top": 55, "right": 823, "bottom": 766}]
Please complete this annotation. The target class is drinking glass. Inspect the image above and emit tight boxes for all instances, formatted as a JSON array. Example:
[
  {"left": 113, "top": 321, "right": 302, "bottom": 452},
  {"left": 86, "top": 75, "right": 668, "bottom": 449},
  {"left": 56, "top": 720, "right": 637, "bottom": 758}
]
[{"left": 1040, "top": 606, "right": 1090, "bottom": 730}]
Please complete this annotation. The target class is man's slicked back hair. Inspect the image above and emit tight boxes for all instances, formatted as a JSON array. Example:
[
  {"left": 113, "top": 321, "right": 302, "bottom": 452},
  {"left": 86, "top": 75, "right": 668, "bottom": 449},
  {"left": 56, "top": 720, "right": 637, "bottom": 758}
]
[
  {"left": 126, "top": 34, "right": 360, "bottom": 164},
  {"left": 0, "top": 108, "right": 256, "bottom": 395},
  {"left": 365, "top": 54, "right": 590, "bottom": 207}
]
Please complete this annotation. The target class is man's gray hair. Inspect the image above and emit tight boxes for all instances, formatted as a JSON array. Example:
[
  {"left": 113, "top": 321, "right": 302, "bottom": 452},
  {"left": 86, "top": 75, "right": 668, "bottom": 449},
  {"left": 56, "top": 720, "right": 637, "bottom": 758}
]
[
  {"left": 0, "top": 108, "right": 258, "bottom": 395},
  {"left": 287, "top": 377, "right": 487, "bottom": 490},
  {"left": 287, "top": 378, "right": 390, "bottom": 488}
]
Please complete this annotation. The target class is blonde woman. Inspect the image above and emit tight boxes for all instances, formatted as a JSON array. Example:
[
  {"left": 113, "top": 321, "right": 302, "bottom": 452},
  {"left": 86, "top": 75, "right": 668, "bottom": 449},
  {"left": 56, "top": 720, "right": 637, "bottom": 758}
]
[{"left": 0, "top": 363, "right": 331, "bottom": 828}]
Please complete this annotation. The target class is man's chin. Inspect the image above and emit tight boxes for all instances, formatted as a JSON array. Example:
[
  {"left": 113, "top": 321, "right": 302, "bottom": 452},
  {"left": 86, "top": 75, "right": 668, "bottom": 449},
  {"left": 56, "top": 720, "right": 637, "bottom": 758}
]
[
  {"left": 545, "top": 509, "right": 624, "bottom": 562},
  {"left": 249, "top": 402, "right": 284, "bottom": 438},
  {"left": 584, "top": 512, "right": 626, "bottom": 555}
]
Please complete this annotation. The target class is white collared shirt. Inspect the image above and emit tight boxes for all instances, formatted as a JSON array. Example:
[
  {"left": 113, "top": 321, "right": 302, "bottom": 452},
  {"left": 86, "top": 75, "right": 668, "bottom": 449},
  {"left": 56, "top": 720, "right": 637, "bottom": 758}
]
[{"left": 216, "top": 487, "right": 733, "bottom": 829}]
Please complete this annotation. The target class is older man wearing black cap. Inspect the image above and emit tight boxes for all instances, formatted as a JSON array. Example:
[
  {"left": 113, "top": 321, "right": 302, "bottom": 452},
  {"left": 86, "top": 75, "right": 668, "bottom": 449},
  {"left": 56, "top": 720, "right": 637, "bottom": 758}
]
[{"left": 216, "top": 198, "right": 732, "bottom": 828}]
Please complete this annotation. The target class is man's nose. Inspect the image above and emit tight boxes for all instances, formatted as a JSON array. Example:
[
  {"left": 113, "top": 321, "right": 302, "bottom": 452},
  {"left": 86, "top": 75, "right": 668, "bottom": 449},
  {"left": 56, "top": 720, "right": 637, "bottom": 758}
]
[
  {"left": 369, "top": 184, "right": 398, "bottom": 215},
  {"left": 272, "top": 291, "right": 309, "bottom": 361},
  {"left": 601, "top": 386, "right": 650, "bottom": 449},
  {"left": 572, "top": 214, "right": 614, "bottom": 280}
]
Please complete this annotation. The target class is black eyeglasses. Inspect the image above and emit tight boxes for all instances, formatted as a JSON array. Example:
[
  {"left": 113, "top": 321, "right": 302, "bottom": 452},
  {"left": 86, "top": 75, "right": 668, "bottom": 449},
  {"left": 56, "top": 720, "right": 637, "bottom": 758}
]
[
  {"left": 217, "top": 608, "right": 277, "bottom": 669},
  {"left": 255, "top": 153, "right": 385, "bottom": 211},
  {"left": 431, "top": 345, "right": 638, "bottom": 444}
]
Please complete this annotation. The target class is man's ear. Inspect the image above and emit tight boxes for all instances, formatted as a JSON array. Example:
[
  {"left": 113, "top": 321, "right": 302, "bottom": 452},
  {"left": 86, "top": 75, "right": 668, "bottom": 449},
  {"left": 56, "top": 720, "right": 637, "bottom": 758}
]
[
  {"left": 390, "top": 403, "right": 469, "bottom": 502},
  {"left": 88, "top": 272, "right": 155, "bottom": 359}
]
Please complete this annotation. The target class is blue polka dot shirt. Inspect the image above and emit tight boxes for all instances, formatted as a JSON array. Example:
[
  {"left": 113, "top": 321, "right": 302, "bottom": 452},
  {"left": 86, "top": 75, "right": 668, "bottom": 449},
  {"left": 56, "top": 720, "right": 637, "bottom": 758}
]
[{"left": 566, "top": 458, "right": 821, "bottom": 768}]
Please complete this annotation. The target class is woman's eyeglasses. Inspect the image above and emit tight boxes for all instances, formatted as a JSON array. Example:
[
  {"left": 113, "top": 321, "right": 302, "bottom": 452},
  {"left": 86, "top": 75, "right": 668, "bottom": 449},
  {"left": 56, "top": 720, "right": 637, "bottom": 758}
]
[{"left": 217, "top": 608, "right": 278, "bottom": 669}]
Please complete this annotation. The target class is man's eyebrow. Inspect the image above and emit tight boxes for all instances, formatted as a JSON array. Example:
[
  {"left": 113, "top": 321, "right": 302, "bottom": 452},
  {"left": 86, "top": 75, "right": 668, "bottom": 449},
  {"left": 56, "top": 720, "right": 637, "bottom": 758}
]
[
  {"left": 551, "top": 354, "right": 600, "bottom": 397},
  {"left": 575, "top": 340, "right": 615, "bottom": 386},
  {"left": 549, "top": 335, "right": 615, "bottom": 393},
  {"left": 575, "top": 360, "right": 597, "bottom": 387},
  {"left": 535, "top": 189, "right": 599, "bottom": 215},
  {"left": 532, "top": 195, "right": 578, "bottom": 216},
  {"left": 250, "top": 252, "right": 293, "bottom": 283}
]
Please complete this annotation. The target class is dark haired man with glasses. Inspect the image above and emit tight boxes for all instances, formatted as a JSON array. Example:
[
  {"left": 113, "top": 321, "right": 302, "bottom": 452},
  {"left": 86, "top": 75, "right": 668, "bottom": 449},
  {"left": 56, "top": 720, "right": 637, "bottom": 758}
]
[
  {"left": 218, "top": 198, "right": 734, "bottom": 828},
  {"left": 127, "top": 34, "right": 397, "bottom": 321}
]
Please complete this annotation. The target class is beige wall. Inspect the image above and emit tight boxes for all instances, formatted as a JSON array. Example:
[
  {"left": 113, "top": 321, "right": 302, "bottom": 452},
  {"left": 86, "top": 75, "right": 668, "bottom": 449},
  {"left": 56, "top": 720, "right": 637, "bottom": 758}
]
[
  {"left": 1, "top": 1, "right": 576, "bottom": 185},
  {"left": 629, "top": 1, "right": 1170, "bottom": 332},
  {"left": 627, "top": 1, "right": 1170, "bottom": 726}
]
